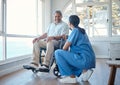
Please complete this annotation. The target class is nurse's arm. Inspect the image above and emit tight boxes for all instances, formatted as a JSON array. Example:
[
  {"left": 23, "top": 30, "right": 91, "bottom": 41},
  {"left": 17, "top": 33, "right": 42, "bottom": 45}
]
[{"left": 63, "top": 41, "right": 71, "bottom": 50}]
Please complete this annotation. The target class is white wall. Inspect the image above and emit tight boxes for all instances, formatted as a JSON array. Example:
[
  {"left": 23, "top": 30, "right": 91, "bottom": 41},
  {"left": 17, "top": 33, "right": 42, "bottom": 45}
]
[
  {"left": 51, "top": 0, "right": 72, "bottom": 20},
  {"left": 91, "top": 41, "right": 109, "bottom": 58},
  {"left": 51, "top": 0, "right": 71, "bottom": 17},
  {"left": 90, "top": 37, "right": 120, "bottom": 58}
]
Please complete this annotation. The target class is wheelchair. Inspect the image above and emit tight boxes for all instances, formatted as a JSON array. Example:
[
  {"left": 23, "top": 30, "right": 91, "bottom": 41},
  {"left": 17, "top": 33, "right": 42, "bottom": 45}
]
[
  {"left": 23, "top": 38, "right": 66, "bottom": 77},
  {"left": 39, "top": 38, "right": 66, "bottom": 77}
]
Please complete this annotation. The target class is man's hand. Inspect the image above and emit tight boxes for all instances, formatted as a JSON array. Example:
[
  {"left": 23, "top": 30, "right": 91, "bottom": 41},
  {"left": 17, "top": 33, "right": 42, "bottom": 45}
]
[
  {"left": 33, "top": 38, "right": 41, "bottom": 44},
  {"left": 32, "top": 33, "right": 47, "bottom": 44},
  {"left": 46, "top": 36, "right": 54, "bottom": 42},
  {"left": 33, "top": 38, "right": 37, "bottom": 43}
]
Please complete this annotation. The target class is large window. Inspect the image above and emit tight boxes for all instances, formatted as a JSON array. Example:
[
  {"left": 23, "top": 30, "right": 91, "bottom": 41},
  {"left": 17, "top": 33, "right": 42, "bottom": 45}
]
[
  {"left": 0, "top": 0, "right": 2, "bottom": 61},
  {"left": 7, "top": 37, "right": 33, "bottom": 59},
  {"left": 63, "top": 0, "right": 120, "bottom": 37},
  {"left": 7, "top": 0, "right": 37, "bottom": 35},
  {"left": 0, "top": 0, "right": 2, "bottom": 32},
  {"left": 0, "top": 37, "right": 3, "bottom": 61},
  {"left": 0, "top": 0, "right": 43, "bottom": 61},
  {"left": 112, "top": 0, "right": 120, "bottom": 36},
  {"left": 38, "top": 0, "right": 43, "bottom": 34},
  {"left": 62, "top": 3, "right": 72, "bottom": 23},
  {"left": 76, "top": 5, "right": 108, "bottom": 37},
  {"left": 63, "top": 0, "right": 109, "bottom": 37}
]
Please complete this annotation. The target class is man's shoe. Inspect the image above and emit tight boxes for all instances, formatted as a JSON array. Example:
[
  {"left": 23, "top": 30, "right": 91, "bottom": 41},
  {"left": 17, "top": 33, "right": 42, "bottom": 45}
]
[
  {"left": 40, "top": 64, "right": 49, "bottom": 69},
  {"left": 29, "top": 63, "right": 39, "bottom": 69},
  {"left": 23, "top": 63, "right": 38, "bottom": 69},
  {"left": 38, "top": 64, "right": 49, "bottom": 72}
]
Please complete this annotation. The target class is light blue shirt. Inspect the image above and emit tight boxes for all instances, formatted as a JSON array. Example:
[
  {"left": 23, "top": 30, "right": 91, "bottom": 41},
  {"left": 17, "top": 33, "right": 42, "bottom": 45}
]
[
  {"left": 46, "top": 21, "right": 69, "bottom": 37},
  {"left": 67, "top": 28, "right": 95, "bottom": 68}
]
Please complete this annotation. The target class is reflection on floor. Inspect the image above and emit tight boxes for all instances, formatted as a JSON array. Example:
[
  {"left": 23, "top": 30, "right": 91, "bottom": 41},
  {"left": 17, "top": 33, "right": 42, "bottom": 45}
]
[{"left": 0, "top": 59, "right": 120, "bottom": 85}]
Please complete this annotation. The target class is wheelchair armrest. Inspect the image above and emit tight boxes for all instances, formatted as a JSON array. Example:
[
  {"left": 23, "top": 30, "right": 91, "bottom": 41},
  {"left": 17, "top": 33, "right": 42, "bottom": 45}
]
[{"left": 59, "top": 38, "right": 66, "bottom": 49}]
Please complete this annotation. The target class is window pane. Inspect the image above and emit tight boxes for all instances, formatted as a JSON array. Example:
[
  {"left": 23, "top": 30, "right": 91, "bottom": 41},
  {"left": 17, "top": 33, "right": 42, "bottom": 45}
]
[
  {"left": 76, "top": 6, "right": 89, "bottom": 34},
  {"left": 7, "top": 0, "right": 37, "bottom": 35},
  {"left": 0, "top": 36, "right": 3, "bottom": 60},
  {"left": 112, "top": 1, "right": 120, "bottom": 36},
  {"left": 7, "top": 37, "right": 33, "bottom": 59},
  {"left": 63, "top": 3, "right": 72, "bottom": 23},
  {"left": 0, "top": 0, "right": 2, "bottom": 32},
  {"left": 92, "top": 6, "right": 108, "bottom": 36},
  {"left": 76, "top": 5, "right": 108, "bottom": 37},
  {"left": 38, "top": 0, "right": 43, "bottom": 35}
]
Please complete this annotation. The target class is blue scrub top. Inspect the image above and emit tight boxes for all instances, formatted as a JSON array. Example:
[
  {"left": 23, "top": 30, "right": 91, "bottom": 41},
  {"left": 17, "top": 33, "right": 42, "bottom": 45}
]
[{"left": 67, "top": 28, "right": 95, "bottom": 69}]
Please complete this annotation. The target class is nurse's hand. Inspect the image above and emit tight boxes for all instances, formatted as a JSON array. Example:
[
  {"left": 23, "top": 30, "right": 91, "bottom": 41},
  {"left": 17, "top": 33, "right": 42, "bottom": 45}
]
[
  {"left": 61, "top": 34, "right": 68, "bottom": 40},
  {"left": 63, "top": 41, "right": 71, "bottom": 50}
]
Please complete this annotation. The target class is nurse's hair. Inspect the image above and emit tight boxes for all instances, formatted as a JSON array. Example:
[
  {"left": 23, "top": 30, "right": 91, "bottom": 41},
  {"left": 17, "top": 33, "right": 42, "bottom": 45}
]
[{"left": 69, "top": 15, "right": 85, "bottom": 34}]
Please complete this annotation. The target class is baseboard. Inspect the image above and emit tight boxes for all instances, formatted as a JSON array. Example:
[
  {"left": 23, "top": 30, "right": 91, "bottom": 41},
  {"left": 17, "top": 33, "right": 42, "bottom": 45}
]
[
  {"left": 96, "top": 55, "right": 110, "bottom": 58},
  {"left": 0, "top": 57, "right": 31, "bottom": 77},
  {"left": 0, "top": 64, "right": 23, "bottom": 77}
]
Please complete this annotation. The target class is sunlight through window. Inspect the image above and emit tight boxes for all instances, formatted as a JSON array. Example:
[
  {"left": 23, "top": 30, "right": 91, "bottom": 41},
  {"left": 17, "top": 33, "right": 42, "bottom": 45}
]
[{"left": 7, "top": 0, "right": 37, "bottom": 35}]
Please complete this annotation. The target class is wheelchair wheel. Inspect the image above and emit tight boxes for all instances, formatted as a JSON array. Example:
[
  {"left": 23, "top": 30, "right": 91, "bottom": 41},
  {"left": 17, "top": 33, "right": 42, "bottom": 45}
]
[{"left": 53, "top": 65, "right": 61, "bottom": 77}]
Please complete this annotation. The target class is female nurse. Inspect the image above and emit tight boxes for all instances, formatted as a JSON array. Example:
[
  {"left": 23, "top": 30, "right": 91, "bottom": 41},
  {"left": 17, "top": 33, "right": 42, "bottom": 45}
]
[{"left": 55, "top": 15, "right": 96, "bottom": 83}]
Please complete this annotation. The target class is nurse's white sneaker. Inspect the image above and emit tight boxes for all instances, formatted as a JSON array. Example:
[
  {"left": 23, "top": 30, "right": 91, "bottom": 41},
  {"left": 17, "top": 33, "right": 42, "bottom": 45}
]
[
  {"left": 59, "top": 76, "right": 77, "bottom": 83},
  {"left": 77, "top": 69, "right": 93, "bottom": 82}
]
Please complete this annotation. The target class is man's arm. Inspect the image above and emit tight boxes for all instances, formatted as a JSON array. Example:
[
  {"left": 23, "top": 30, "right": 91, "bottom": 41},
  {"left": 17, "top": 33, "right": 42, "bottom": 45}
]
[
  {"left": 33, "top": 33, "right": 47, "bottom": 43},
  {"left": 38, "top": 33, "right": 47, "bottom": 40},
  {"left": 46, "top": 34, "right": 67, "bottom": 42},
  {"left": 53, "top": 34, "right": 67, "bottom": 40}
]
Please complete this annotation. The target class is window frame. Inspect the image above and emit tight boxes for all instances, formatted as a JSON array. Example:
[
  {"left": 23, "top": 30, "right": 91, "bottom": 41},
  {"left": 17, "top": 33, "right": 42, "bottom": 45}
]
[
  {"left": 0, "top": 0, "right": 43, "bottom": 63},
  {"left": 63, "top": 0, "right": 120, "bottom": 38}
]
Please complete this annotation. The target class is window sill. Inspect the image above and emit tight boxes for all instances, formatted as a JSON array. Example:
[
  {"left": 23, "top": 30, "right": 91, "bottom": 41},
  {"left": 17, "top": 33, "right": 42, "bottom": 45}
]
[{"left": 0, "top": 54, "right": 32, "bottom": 65}]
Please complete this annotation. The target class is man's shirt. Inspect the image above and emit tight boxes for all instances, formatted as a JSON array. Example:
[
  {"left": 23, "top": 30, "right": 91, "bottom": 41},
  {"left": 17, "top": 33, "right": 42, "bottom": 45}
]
[{"left": 46, "top": 21, "right": 69, "bottom": 37}]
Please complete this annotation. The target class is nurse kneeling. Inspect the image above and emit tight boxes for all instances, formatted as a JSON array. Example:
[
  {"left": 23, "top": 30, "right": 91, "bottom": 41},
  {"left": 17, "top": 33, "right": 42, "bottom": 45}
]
[{"left": 55, "top": 15, "right": 96, "bottom": 83}]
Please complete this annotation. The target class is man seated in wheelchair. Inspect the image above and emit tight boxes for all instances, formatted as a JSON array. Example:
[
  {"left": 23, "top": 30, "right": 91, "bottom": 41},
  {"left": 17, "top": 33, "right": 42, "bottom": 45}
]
[{"left": 24, "top": 10, "right": 69, "bottom": 71}]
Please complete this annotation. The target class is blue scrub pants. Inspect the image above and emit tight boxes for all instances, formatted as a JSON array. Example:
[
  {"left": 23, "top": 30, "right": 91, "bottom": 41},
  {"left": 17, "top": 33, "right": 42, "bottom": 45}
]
[{"left": 55, "top": 49, "right": 86, "bottom": 77}]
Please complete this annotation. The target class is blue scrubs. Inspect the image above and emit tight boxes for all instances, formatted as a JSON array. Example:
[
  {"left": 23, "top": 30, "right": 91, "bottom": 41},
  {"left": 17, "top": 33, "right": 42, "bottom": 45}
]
[{"left": 55, "top": 28, "right": 96, "bottom": 76}]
